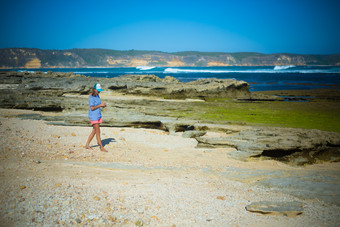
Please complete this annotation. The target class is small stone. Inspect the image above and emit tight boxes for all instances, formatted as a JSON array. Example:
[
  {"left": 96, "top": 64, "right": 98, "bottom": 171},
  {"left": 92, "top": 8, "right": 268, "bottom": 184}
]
[
  {"left": 151, "top": 216, "right": 159, "bottom": 221},
  {"left": 75, "top": 218, "right": 82, "bottom": 224},
  {"left": 137, "top": 208, "right": 144, "bottom": 214},
  {"left": 108, "top": 216, "right": 117, "bottom": 222},
  {"left": 87, "top": 214, "right": 97, "bottom": 220},
  {"left": 135, "top": 219, "right": 143, "bottom": 226}
]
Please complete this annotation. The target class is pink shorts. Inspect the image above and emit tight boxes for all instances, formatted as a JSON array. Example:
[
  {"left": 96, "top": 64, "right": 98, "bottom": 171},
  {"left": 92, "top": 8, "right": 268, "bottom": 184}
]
[{"left": 90, "top": 118, "right": 102, "bottom": 125}]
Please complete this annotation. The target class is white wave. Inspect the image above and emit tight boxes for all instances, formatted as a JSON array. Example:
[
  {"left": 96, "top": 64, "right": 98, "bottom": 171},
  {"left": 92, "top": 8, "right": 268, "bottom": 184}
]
[
  {"left": 297, "top": 70, "right": 335, "bottom": 74},
  {"left": 274, "top": 65, "right": 295, "bottom": 70},
  {"left": 73, "top": 71, "right": 110, "bottom": 74},
  {"left": 164, "top": 68, "right": 277, "bottom": 74},
  {"left": 18, "top": 70, "right": 35, "bottom": 73},
  {"left": 136, "top": 66, "right": 156, "bottom": 70},
  {"left": 164, "top": 68, "right": 180, "bottom": 73},
  {"left": 164, "top": 67, "right": 340, "bottom": 74},
  {"left": 164, "top": 68, "right": 237, "bottom": 73}
]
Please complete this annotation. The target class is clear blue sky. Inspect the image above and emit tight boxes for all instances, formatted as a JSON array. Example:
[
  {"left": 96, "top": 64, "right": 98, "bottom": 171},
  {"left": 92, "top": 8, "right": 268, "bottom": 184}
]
[{"left": 1, "top": 0, "right": 339, "bottom": 54}]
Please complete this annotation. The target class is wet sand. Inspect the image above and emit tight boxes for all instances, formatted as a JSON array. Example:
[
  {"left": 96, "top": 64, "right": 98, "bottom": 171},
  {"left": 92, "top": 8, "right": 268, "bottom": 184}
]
[{"left": 1, "top": 108, "right": 340, "bottom": 226}]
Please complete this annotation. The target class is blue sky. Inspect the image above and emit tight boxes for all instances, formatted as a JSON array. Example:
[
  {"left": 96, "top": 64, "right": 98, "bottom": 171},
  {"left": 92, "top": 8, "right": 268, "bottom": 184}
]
[{"left": 1, "top": 0, "right": 339, "bottom": 54}]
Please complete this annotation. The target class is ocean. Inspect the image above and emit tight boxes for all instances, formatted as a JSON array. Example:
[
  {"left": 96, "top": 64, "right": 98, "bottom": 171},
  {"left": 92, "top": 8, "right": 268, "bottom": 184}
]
[{"left": 11, "top": 65, "right": 340, "bottom": 92}]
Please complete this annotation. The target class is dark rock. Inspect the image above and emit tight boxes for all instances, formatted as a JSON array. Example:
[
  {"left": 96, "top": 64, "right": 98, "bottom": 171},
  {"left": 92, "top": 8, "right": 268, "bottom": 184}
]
[
  {"left": 164, "top": 121, "right": 196, "bottom": 135},
  {"left": 196, "top": 137, "right": 237, "bottom": 148}
]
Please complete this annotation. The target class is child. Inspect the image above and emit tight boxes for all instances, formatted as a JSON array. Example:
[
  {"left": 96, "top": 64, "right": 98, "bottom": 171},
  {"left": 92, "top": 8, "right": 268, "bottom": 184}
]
[{"left": 85, "top": 83, "right": 108, "bottom": 152}]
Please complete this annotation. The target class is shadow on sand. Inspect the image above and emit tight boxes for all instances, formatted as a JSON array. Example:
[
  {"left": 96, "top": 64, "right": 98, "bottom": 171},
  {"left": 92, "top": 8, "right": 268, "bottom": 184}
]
[
  {"left": 102, "top": 138, "right": 116, "bottom": 147},
  {"left": 90, "top": 138, "right": 116, "bottom": 148}
]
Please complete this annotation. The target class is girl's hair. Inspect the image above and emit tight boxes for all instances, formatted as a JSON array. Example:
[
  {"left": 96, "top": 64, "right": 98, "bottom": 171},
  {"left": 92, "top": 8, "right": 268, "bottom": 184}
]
[{"left": 91, "top": 88, "right": 97, "bottom": 96}]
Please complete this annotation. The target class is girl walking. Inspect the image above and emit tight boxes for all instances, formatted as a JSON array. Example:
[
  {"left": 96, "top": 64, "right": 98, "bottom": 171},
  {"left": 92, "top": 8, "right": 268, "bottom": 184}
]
[{"left": 85, "top": 83, "right": 108, "bottom": 152}]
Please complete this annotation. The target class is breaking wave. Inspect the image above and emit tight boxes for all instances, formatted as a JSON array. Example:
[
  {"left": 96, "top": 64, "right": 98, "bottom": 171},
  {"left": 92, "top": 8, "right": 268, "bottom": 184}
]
[
  {"left": 164, "top": 68, "right": 242, "bottom": 73},
  {"left": 136, "top": 66, "right": 156, "bottom": 70},
  {"left": 73, "top": 71, "right": 110, "bottom": 74},
  {"left": 164, "top": 67, "right": 340, "bottom": 74},
  {"left": 274, "top": 65, "right": 295, "bottom": 70},
  {"left": 18, "top": 70, "right": 36, "bottom": 73},
  {"left": 164, "top": 68, "right": 282, "bottom": 74}
]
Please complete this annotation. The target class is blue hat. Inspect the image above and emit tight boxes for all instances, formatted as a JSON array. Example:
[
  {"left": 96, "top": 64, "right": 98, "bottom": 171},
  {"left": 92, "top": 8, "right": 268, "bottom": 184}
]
[{"left": 94, "top": 83, "right": 103, "bottom": 92}]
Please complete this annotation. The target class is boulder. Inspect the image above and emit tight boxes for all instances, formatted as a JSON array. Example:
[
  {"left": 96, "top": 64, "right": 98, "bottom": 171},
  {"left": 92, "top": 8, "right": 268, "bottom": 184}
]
[
  {"left": 182, "top": 130, "right": 207, "bottom": 138},
  {"left": 245, "top": 201, "right": 304, "bottom": 217},
  {"left": 163, "top": 76, "right": 179, "bottom": 83}
]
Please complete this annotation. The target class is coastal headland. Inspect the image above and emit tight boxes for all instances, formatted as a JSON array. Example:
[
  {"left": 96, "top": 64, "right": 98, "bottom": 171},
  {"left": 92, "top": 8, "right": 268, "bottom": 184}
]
[
  {"left": 1, "top": 48, "right": 340, "bottom": 68},
  {"left": 0, "top": 71, "right": 340, "bottom": 225}
]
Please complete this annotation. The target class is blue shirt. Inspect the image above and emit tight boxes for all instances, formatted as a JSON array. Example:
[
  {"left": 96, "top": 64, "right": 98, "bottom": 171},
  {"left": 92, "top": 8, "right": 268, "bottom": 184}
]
[{"left": 88, "top": 94, "right": 102, "bottom": 121}]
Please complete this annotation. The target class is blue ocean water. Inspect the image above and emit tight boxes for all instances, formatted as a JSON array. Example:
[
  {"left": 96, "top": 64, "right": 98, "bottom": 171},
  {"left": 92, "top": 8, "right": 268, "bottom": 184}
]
[{"left": 8, "top": 65, "right": 340, "bottom": 92}]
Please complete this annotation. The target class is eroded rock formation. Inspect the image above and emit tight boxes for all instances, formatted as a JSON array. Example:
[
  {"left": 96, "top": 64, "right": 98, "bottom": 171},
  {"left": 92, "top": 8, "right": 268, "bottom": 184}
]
[
  {"left": 0, "top": 71, "right": 250, "bottom": 112},
  {"left": 196, "top": 127, "right": 340, "bottom": 165}
]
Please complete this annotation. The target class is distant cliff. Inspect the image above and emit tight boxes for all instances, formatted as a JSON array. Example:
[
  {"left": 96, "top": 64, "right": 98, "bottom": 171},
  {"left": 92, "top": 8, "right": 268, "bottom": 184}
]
[{"left": 1, "top": 48, "right": 340, "bottom": 68}]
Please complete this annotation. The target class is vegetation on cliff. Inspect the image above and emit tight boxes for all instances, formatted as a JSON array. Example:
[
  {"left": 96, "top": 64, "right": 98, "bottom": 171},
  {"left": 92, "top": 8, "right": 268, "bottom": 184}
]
[{"left": 1, "top": 48, "right": 340, "bottom": 68}]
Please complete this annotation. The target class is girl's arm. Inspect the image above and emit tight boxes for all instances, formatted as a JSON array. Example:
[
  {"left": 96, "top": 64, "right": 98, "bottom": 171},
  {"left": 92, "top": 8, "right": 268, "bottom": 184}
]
[{"left": 90, "top": 103, "right": 107, "bottom": 111}]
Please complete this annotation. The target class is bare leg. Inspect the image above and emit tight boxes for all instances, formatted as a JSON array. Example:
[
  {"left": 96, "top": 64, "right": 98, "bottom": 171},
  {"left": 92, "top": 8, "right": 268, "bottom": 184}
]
[
  {"left": 85, "top": 127, "right": 95, "bottom": 149},
  {"left": 93, "top": 123, "right": 108, "bottom": 152}
]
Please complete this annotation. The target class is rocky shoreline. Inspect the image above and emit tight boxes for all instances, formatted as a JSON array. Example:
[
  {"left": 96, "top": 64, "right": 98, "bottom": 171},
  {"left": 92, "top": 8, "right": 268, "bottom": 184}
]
[{"left": 1, "top": 71, "right": 339, "bottom": 166}]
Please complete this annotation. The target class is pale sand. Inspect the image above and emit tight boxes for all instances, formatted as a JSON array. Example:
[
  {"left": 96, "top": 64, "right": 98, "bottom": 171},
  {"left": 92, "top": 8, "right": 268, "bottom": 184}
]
[{"left": 0, "top": 108, "right": 339, "bottom": 226}]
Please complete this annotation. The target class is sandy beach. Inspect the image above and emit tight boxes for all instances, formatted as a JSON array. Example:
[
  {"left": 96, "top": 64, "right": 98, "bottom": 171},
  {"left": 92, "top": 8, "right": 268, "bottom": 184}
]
[{"left": 1, "top": 108, "right": 339, "bottom": 226}]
